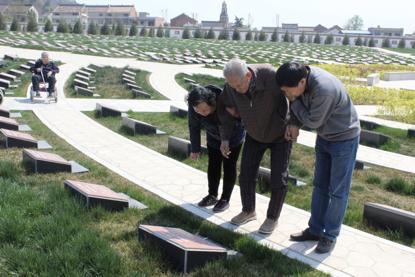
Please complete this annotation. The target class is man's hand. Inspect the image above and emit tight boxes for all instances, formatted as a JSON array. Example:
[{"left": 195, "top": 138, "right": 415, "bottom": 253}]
[
  {"left": 220, "top": 140, "right": 231, "bottom": 159},
  {"left": 226, "top": 107, "right": 240, "bottom": 118},
  {"left": 190, "top": 152, "right": 200, "bottom": 161},
  {"left": 285, "top": 125, "right": 300, "bottom": 142},
  {"left": 47, "top": 71, "right": 52, "bottom": 77}
]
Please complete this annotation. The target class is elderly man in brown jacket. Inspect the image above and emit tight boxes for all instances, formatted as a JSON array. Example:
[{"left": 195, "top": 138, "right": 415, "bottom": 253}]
[{"left": 219, "top": 58, "right": 292, "bottom": 234}]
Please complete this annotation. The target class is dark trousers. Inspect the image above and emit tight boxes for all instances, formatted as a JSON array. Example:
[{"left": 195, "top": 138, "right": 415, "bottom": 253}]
[
  {"left": 239, "top": 135, "right": 292, "bottom": 220},
  {"left": 32, "top": 74, "right": 56, "bottom": 93},
  {"left": 207, "top": 144, "right": 242, "bottom": 201}
]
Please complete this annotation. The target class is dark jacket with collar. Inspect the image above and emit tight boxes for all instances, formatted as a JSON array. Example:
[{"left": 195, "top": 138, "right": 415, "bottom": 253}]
[
  {"left": 219, "top": 64, "right": 289, "bottom": 143},
  {"left": 188, "top": 85, "right": 245, "bottom": 152},
  {"left": 30, "top": 59, "right": 59, "bottom": 77}
]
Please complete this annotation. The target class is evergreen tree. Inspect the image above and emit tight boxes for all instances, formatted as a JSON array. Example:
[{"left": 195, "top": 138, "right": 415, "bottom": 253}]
[
  {"left": 193, "top": 28, "right": 202, "bottom": 38},
  {"left": 254, "top": 32, "right": 258, "bottom": 41},
  {"left": 87, "top": 21, "right": 98, "bottom": 35},
  {"left": 218, "top": 29, "right": 229, "bottom": 40},
  {"left": 245, "top": 29, "right": 253, "bottom": 41},
  {"left": 44, "top": 18, "right": 53, "bottom": 32},
  {"left": 115, "top": 21, "right": 124, "bottom": 36},
  {"left": 129, "top": 23, "right": 138, "bottom": 36},
  {"left": 368, "top": 37, "right": 375, "bottom": 47},
  {"left": 26, "top": 11, "right": 38, "bottom": 32},
  {"left": 0, "top": 14, "right": 5, "bottom": 31},
  {"left": 258, "top": 31, "right": 267, "bottom": 41},
  {"left": 164, "top": 29, "right": 170, "bottom": 38},
  {"left": 342, "top": 34, "right": 350, "bottom": 45},
  {"left": 72, "top": 19, "right": 83, "bottom": 34},
  {"left": 182, "top": 28, "right": 190, "bottom": 39},
  {"left": 56, "top": 20, "right": 68, "bottom": 33},
  {"left": 325, "top": 34, "right": 334, "bottom": 45},
  {"left": 156, "top": 27, "right": 164, "bottom": 37},
  {"left": 355, "top": 36, "right": 363, "bottom": 46},
  {"left": 398, "top": 38, "right": 406, "bottom": 48},
  {"left": 100, "top": 23, "right": 110, "bottom": 35},
  {"left": 271, "top": 29, "right": 278, "bottom": 42},
  {"left": 382, "top": 38, "right": 391, "bottom": 48},
  {"left": 313, "top": 33, "right": 321, "bottom": 44},
  {"left": 283, "top": 31, "right": 290, "bottom": 42},
  {"left": 139, "top": 27, "right": 147, "bottom": 37},
  {"left": 232, "top": 28, "right": 241, "bottom": 40},
  {"left": 148, "top": 27, "right": 155, "bottom": 37},
  {"left": 299, "top": 32, "right": 306, "bottom": 43},
  {"left": 10, "top": 17, "right": 20, "bottom": 32},
  {"left": 206, "top": 28, "right": 215, "bottom": 39}
]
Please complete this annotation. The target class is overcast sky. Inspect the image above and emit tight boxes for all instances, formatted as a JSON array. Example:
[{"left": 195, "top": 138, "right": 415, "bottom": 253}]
[{"left": 83, "top": 0, "right": 415, "bottom": 34}]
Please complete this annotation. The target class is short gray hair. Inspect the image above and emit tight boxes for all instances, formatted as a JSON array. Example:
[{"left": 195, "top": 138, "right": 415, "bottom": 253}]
[
  {"left": 41, "top": 52, "right": 49, "bottom": 58},
  {"left": 223, "top": 58, "right": 249, "bottom": 79}
]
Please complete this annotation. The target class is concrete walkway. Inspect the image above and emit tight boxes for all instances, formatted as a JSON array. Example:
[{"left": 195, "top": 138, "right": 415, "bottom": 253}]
[{"left": 2, "top": 46, "right": 415, "bottom": 276}]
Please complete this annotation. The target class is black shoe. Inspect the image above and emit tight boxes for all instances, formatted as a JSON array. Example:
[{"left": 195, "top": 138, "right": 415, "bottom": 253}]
[
  {"left": 213, "top": 199, "right": 229, "bottom": 213},
  {"left": 315, "top": 237, "right": 336, "bottom": 254},
  {"left": 198, "top": 195, "right": 218, "bottom": 207},
  {"left": 290, "top": 228, "right": 320, "bottom": 242}
]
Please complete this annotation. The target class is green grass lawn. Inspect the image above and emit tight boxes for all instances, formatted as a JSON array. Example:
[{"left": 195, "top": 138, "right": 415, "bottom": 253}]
[
  {"left": 86, "top": 111, "right": 415, "bottom": 248},
  {"left": 387, "top": 47, "right": 415, "bottom": 56},
  {"left": 0, "top": 110, "right": 325, "bottom": 276},
  {"left": 1, "top": 59, "right": 32, "bottom": 97},
  {"left": 175, "top": 73, "right": 225, "bottom": 91},
  {"left": 65, "top": 65, "right": 166, "bottom": 99}
]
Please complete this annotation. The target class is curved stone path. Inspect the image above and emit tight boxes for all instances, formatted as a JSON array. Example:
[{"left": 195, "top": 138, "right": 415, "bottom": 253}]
[{"left": 1, "top": 46, "right": 415, "bottom": 277}]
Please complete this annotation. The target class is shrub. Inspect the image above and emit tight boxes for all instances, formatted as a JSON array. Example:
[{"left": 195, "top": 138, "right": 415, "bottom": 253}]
[{"left": 384, "top": 178, "right": 414, "bottom": 196}]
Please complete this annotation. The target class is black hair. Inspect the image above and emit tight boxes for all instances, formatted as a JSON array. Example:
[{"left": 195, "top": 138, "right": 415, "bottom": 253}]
[
  {"left": 186, "top": 85, "right": 218, "bottom": 107},
  {"left": 275, "top": 62, "right": 308, "bottom": 88}
]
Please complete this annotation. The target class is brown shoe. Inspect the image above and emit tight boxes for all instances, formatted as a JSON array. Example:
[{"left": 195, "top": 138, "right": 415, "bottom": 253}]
[
  {"left": 258, "top": 218, "right": 278, "bottom": 234},
  {"left": 231, "top": 211, "right": 257, "bottom": 226}
]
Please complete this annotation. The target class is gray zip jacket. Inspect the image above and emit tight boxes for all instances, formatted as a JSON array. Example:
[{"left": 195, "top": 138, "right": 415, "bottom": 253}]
[{"left": 290, "top": 66, "right": 360, "bottom": 141}]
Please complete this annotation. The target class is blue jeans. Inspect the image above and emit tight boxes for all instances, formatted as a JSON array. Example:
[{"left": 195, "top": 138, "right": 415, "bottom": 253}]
[{"left": 309, "top": 135, "right": 359, "bottom": 241}]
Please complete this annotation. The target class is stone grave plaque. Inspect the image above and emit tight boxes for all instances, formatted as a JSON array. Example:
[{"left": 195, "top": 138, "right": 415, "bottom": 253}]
[
  {"left": 364, "top": 202, "right": 415, "bottom": 236},
  {"left": 76, "top": 70, "right": 91, "bottom": 77},
  {"left": 64, "top": 180, "right": 129, "bottom": 211},
  {"left": 74, "top": 79, "right": 89, "bottom": 89},
  {"left": 75, "top": 86, "right": 93, "bottom": 97},
  {"left": 408, "top": 128, "right": 415, "bottom": 138},
  {"left": 360, "top": 130, "right": 390, "bottom": 147},
  {"left": 0, "top": 72, "right": 16, "bottom": 82},
  {"left": 0, "top": 78, "right": 10, "bottom": 89},
  {"left": 360, "top": 119, "right": 380, "bottom": 131},
  {"left": 19, "top": 64, "right": 31, "bottom": 70},
  {"left": 83, "top": 67, "right": 96, "bottom": 74},
  {"left": 132, "top": 89, "right": 151, "bottom": 99},
  {"left": 122, "top": 117, "right": 165, "bottom": 135},
  {"left": 4, "top": 54, "right": 18, "bottom": 60},
  {"left": 170, "top": 105, "right": 188, "bottom": 118},
  {"left": 126, "top": 83, "right": 141, "bottom": 90},
  {"left": 0, "top": 107, "right": 10, "bottom": 118},
  {"left": 8, "top": 69, "right": 25, "bottom": 77},
  {"left": 96, "top": 103, "right": 123, "bottom": 117},
  {"left": 22, "top": 149, "right": 87, "bottom": 174},
  {"left": 138, "top": 224, "right": 227, "bottom": 273},
  {"left": 0, "top": 116, "right": 19, "bottom": 130},
  {"left": 167, "top": 136, "right": 207, "bottom": 157},
  {"left": 1, "top": 129, "right": 37, "bottom": 148},
  {"left": 124, "top": 70, "right": 136, "bottom": 76}
]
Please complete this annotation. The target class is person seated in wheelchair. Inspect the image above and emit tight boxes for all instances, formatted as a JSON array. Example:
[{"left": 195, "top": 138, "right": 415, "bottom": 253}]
[{"left": 30, "top": 52, "right": 59, "bottom": 98}]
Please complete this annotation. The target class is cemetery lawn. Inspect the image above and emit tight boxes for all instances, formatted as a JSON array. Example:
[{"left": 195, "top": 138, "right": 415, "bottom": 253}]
[
  {"left": 87, "top": 111, "right": 415, "bottom": 248},
  {"left": 0, "top": 110, "right": 325, "bottom": 276},
  {"left": 65, "top": 65, "right": 166, "bottom": 99},
  {"left": 175, "top": 73, "right": 225, "bottom": 90},
  {"left": 1, "top": 59, "right": 32, "bottom": 98},
  {"left": 387, "top": 48, "right": 415, "bottom": 56}
]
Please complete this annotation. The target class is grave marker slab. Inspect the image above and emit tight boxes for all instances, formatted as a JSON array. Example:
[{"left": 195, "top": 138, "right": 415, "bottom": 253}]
[
  {"left": 22, "top": 149, "right": 88, "bottom": 174},
  {"left": 8, "top": 69, "right": 25, "bottom": 77},
  {"left": 75, "top": 86, "right": 93, "bottom": 97},
  {"left": 126, "top": 83, "right": 141, "bottom": 90},
  {"left": 96, "top": 103, "right": 123, "bottom": 117},
  {"left": 0, "top": 107, "right": 10, "bottom": 117},
  {"left": 138, "top": 224, "right": 227, "bottom": 273},
  {"left": 122, "top": 117, "right": 165, "bottom": 135},
  {"left": 0, "top": 72, "right": 16, "bottom": 82},
  {"left": 360, "top": 130, "right": 390, "bottom": 147},
  {"left": 364, "top": 202, "right": 415, "bottom": 236},
  {"left": 132, "top": 89, "right": 151, "bottom": 99},
  {"left": 408, "top": 129, "right": 415, "bottom": 138},
  {"left": 19, "top": 64, "right": 31, "bottom": 70},
  {"left": 0, "top": 78, "right": 10, "bottom": 88},
  {"left": 124, "top": 70, "right": 136, "bottom": 76},
  {"left": 0, "top": 129, "right": 50, "bottom": 149},
  {"left": 170, "top": 105, "right": 188, "bottom": 118},
  {"left": 167, "top": 136, "right": 207, "bottom": 157},
  {"left": 360, "top": 119, "right": 380, "bottom": 130},
  {"left": 83, "top": 67, "right": 96, "bottom": 74},
  {"left": 4, "top": 54, "right": 18, "bottom": 60},
  {"left": 64, "top": 180, "right": 128, "bottom": 211},
  {"left": 0, "top": 116, "right": 18, "bottom": 130},
  {"left": 74, "top": 79, "right": 89, "bottom": 89}
]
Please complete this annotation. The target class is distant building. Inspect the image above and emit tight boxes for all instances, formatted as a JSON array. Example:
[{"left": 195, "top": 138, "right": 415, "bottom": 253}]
[
  {"left": 368, "top": 26, "right": 404, "bottom": 37},
  {"left": 0, "top": 4, "right": 38, "bottom": 23},
  {"left": 201, "top": 1, "right": 230, "bottom": 29},
  {"left": 138, "top": 12, "right": 165, "bottom": 27},
  {"left": 51, "top": 4, "right": 138, "bottom": 27},
  {"left": 170, "top": 13, "right": 198, "bottom": 27}
]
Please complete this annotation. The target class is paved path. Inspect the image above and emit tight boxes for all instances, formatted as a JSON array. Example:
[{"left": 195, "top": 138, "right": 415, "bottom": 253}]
[{"left": 2, "top": 46, "right": 415, "bottom": 276}]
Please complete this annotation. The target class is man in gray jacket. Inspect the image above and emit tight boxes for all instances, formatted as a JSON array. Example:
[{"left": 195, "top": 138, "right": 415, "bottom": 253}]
[
  {"left": 276, "top": 62, "right": 360, "bottom": 253},
  {"left": 219, "top": 59, "right": 291, "bottom": 234}
]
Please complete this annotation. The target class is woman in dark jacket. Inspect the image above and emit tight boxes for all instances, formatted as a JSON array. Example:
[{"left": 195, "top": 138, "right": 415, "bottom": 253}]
[{"left": 187, "top": 85, "right": 245, "bottom": 212}]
